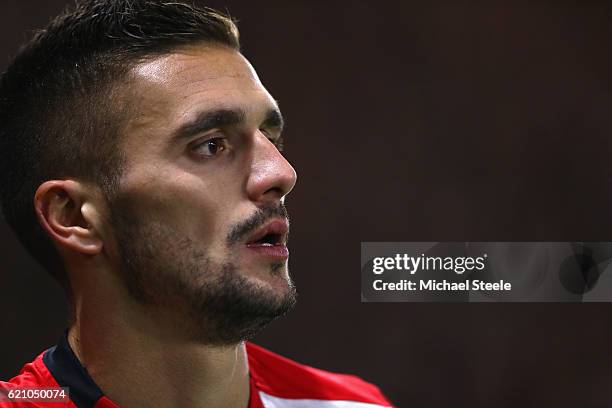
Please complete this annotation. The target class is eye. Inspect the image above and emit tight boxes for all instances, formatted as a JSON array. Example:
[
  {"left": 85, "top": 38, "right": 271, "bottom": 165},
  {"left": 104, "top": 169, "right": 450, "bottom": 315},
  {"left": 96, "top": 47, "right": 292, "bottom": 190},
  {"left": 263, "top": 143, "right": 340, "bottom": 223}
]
[
  {"left": 191, "top": 137, "right": 228, "bottom": 158},
  {"left": 272, "top": 135, "right": 285, "bottom": 152},
  {"left": 261, "top": 129, "right": 285, "bottom": 152}
]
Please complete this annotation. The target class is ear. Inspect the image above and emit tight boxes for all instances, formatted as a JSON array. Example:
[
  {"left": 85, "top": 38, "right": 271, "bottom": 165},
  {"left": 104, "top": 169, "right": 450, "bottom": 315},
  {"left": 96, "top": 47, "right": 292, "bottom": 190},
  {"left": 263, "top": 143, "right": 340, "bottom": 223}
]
[{"left": 34, "top": 180, "right": 104, "bottom": 255}]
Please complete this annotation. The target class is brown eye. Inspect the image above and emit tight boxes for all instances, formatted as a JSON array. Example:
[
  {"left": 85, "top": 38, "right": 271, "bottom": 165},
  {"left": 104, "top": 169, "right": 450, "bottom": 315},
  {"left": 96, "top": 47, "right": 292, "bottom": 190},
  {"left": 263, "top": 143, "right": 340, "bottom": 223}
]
[
  {"left": 261, "top": 129, "right": 284, "bottom": 152},
  {"left": 192, "top": 137, "right": 227, "bottom": 158},
  {"left": 272, "top": 135, "right": 285, "bottom": 152}
]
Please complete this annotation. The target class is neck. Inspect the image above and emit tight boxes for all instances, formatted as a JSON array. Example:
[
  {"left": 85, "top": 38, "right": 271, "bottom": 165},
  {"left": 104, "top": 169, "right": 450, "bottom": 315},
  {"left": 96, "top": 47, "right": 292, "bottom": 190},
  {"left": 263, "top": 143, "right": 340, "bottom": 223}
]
[{"left": 67, "top": 281, "right": 250, "bottom": 408}]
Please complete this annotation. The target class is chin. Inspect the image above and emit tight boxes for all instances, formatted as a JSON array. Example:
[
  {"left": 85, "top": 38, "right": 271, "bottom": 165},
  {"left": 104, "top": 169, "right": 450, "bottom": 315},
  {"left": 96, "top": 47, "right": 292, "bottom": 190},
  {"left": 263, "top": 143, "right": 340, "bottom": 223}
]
[
  {"left": 245, "top": 263, "right": 293, "bottom": 293},
  {"left": 187, "top": 265, "right": 297, "bottom": 345}
]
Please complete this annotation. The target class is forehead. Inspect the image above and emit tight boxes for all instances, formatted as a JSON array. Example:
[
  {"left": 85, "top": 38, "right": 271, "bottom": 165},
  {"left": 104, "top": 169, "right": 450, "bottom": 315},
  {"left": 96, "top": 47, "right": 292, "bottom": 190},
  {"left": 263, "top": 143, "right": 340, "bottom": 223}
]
[
  {"left": 132, "top": 45, "right": 266, "bottom": 97},
  {"left": 123, "top": 45, "right": 277, "bottom": 149}
]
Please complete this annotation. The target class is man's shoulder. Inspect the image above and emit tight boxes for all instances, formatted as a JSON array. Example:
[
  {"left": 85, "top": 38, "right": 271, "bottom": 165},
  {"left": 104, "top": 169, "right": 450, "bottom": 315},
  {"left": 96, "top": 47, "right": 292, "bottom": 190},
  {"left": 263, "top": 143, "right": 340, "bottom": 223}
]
[
  {"left": 246, "top": 342, "right": 394, "bottom": 407},
  {"left": 1, "top": 351, "right": 56, "bottom": 387},
  {"left": 0, "top": 351, "right": 66, "bottom": 407}
]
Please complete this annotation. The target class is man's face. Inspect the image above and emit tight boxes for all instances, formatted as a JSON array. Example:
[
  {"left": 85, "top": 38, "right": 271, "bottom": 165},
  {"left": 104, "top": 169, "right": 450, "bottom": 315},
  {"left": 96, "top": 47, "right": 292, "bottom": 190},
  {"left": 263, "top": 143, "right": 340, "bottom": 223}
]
[{"left": 105, "top": 45, "right": 297, "bottom": 344}]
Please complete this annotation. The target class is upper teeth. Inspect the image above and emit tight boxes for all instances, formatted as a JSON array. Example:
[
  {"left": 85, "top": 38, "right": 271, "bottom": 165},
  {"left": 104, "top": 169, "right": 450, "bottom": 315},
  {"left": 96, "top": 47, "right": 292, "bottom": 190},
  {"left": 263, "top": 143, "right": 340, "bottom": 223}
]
[{"left": 261, "top": 243, "right": 273, "bottom": 247}]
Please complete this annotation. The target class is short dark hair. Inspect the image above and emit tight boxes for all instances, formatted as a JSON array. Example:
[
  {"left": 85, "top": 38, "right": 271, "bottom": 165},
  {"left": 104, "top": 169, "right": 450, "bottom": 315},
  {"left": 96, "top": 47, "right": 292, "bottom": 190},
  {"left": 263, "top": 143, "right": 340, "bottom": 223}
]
[{"left": 0, "top": 0, "right": 240, "bottom": 291}]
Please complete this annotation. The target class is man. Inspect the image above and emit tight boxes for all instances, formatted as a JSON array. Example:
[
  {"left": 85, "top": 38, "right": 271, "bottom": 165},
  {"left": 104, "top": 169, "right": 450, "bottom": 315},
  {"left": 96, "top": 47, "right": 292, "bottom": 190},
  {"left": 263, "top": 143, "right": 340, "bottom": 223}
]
[{"left": 0, "top": 1, "right": 393, "bottom": 407}]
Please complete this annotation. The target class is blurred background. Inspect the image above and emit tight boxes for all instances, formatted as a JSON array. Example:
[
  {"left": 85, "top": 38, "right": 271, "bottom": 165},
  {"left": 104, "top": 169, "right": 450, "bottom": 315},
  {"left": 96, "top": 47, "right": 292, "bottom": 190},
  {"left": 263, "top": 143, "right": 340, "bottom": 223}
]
[{"left": 2, "top": 1, "right": 612, "bottom": 406}]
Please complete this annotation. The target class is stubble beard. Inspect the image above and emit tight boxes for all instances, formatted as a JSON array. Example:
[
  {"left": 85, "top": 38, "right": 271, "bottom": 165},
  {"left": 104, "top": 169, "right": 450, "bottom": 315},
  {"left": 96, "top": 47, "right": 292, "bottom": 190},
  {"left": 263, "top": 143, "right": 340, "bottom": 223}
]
[{"left": 108, "top": 196, "right": 297, "bottom": 346}]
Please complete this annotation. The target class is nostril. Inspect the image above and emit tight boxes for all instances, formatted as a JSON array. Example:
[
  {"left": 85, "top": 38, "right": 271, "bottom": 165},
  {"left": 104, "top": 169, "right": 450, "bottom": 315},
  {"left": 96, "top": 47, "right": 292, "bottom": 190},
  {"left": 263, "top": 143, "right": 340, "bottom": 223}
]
[{"left": 263, "top": 186, "right": 285, "bottom": 197}]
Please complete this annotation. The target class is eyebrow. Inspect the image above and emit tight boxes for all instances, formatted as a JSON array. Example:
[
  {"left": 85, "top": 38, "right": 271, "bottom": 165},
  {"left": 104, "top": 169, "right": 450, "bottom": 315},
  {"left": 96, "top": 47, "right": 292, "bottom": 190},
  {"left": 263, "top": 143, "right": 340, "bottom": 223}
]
[{"left": 171, "top": 107, "right": 284, "bottom": 144}]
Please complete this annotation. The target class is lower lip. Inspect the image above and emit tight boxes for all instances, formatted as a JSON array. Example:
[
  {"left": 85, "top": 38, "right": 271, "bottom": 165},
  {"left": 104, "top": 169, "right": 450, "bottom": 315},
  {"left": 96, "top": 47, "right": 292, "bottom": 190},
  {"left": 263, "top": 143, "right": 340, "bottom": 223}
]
[{"left": 245, "top": 244, "right": 289, "bottom": 259}]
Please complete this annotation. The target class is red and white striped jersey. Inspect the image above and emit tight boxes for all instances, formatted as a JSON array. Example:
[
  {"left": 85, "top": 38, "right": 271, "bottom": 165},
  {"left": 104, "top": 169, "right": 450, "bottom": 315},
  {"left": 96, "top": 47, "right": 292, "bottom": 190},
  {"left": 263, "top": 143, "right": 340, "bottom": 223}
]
[{"left": 0, "top": 335, "right": 394, "bottom": 407}]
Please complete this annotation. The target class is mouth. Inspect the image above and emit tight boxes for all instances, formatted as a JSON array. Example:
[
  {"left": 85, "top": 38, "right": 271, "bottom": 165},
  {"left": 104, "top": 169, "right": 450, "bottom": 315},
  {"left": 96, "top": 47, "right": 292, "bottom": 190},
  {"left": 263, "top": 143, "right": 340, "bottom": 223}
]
[{"left": 244, "top": 218, "right": 289, "bottom": 259}]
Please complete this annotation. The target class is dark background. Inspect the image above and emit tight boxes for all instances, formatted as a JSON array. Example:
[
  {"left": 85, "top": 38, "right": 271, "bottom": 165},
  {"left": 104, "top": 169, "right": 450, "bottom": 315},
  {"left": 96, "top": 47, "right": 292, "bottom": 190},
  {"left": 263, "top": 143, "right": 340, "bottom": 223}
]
[{"left": 2, "top": 1, "right": 612, "bottom": 407}]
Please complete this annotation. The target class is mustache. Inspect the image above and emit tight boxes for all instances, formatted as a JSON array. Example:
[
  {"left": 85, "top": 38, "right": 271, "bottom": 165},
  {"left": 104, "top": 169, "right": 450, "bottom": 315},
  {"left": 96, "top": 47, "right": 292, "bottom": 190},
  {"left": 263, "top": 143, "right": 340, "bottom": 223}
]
[{"left": 226, "top": 204, "right": 289, "bottom": 245}]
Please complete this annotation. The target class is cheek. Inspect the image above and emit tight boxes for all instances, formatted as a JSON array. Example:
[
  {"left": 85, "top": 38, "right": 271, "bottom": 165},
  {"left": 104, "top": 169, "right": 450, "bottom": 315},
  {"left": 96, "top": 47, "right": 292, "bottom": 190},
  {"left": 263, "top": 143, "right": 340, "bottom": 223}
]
[{"left": 122, "top": 169, "right": 236, "bottom": 247}]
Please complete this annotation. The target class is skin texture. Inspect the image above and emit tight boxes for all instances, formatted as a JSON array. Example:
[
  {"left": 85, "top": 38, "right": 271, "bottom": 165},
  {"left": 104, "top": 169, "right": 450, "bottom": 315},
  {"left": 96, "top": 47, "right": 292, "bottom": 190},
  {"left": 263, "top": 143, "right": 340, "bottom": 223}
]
[{"left": 33, "top": 45, "right": 297, "bottom": 408}]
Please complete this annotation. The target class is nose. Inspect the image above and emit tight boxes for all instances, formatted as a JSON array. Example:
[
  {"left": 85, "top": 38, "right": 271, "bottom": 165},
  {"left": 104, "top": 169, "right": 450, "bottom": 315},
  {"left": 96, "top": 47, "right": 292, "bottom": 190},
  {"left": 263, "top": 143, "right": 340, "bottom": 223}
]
[{"left": 245, "top": 132, "right": 297, "bottom": 204}]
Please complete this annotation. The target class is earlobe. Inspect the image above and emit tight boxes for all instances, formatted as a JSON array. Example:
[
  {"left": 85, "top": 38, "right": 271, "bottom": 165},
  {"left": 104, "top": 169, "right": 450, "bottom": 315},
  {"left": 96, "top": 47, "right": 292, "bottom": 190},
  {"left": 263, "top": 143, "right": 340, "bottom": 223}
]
[{"left": 34, "top": 180, "right": 104, "bottom": 256}]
